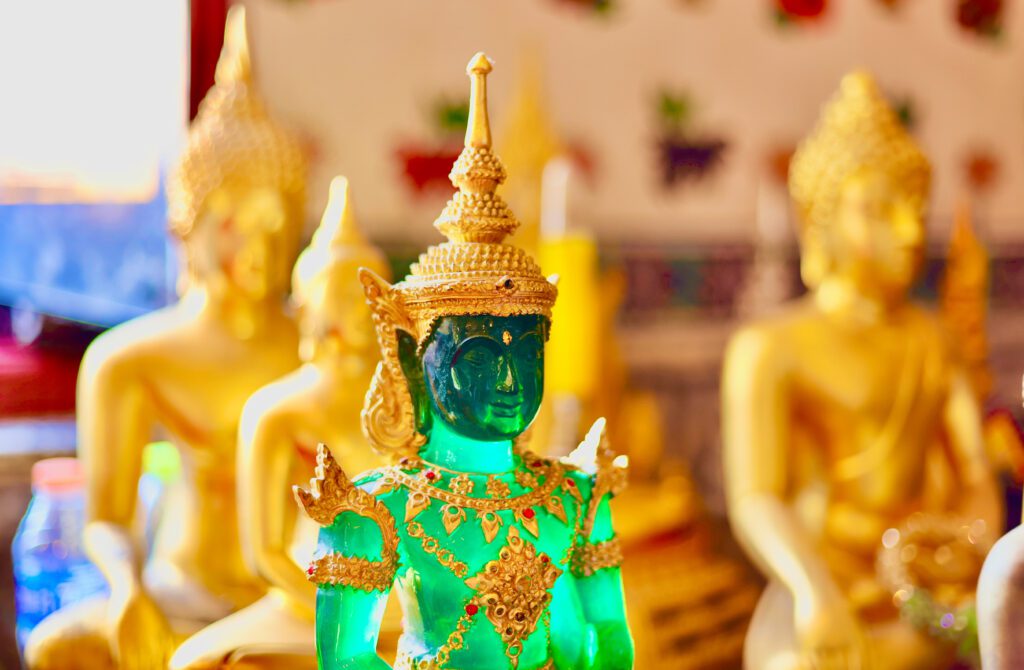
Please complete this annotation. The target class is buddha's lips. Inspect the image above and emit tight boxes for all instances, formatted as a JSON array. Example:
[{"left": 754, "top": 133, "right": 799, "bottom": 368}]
[{"left": 491, "top": 401, "right": 522, "bottom": 417}]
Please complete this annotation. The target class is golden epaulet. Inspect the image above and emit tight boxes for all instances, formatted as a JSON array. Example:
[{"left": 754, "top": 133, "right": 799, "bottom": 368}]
[{"left": 294, "top": 444, "right": 400, "bottom": 591}]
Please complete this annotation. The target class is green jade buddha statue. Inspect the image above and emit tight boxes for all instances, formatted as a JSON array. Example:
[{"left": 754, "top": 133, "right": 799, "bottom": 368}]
[{"left": 295, "top": 53, "right": 632, "bottom": 670}]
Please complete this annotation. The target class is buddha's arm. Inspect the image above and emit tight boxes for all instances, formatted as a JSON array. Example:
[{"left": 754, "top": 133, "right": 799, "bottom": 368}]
[
  {"left": 574, "top": 496, "right": 633, "bottom": 670},
  {"left": 77, "top": 340, "right": 151, "bottom": 592},
  {"left": 238, "top": 403, "right": 315, "bottom": 610},
  {"left": 722, "top": 329, "right": 860, "bottom": 654},
  {"left": 313, "top": 512, "right": 393, "bottom": 670},
  {"left": 77, "top": 338, "right": 176, "bottom": 668},
  {"left": 943, "top": 369, "right": 1003, "bottom": 530}
]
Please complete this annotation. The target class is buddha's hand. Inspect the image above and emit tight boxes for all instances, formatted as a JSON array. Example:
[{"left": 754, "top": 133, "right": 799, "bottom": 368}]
[
  {"left": 107, "top": 588, "right": 176, "bottom": 670},
  {"left": 795, "top": 594, "right": 869, "bottom": 670}
]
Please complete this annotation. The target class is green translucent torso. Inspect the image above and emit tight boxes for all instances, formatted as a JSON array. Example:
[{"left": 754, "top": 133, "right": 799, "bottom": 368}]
[{"left": 312, "top": 315, "right": 632, "bottom": 670}]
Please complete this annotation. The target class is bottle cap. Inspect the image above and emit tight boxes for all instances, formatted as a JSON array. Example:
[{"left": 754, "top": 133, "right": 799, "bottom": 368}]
[
  {"left": 31, "top": 457, "right": 85, "bottom": 493},
  {"left": 143, "top": 441, "right": 181, "bottom": 483}
]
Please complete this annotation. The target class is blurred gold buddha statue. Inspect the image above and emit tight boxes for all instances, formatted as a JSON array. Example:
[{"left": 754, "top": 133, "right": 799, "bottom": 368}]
[
  {"left": 500, "top": 51, "right": 562, "bottom": 259},
  {"left": 722, "top": 72, "right": 1002, "bottom": 670},
  {"left": 25, "top": 7, "right": 307, "bottom": 670},
  {"left": 169, "top": 177, "right": 388, "bottom": 670}
]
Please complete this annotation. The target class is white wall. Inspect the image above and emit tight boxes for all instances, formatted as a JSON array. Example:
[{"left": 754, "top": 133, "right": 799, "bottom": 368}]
[{"left": 242, "top": 0, "right": 1024, "bottom": 244}]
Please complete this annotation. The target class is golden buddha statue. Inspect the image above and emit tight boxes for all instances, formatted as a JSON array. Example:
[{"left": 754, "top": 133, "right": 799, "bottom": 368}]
[
  {"left": 499, "top": 51, "right": 563, "bottom": 259},
  {"left": 25, "top": 7, "right": 307, "bottom": 670},
  {"left": 722, "top": 72, "right": 1002, "bottom": 670},
  {"left": 168, "top": 177, "right": 388, "bottom": 669}
]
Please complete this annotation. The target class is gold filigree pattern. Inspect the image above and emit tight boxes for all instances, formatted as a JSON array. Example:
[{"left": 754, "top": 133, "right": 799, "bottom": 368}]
[
  {"left": 465, "top": 527, "right": 562, "bottom": 668},
  {"left": 449, "top": 473, "right": 474, "bottom": 495},
  {"left": 514, "top": 469, "right": 538, "bottom": 489},
  {"left": 570, "top": 537, "right": 624, "bottom": 578},
  {"left": 442, "top": 503, "right": 468, "bottom": 534},
  {"left": 390, "top": 461, "right": 565, "bottom": 512},
  {"left": 306, "top": 552, "right": 396, "bottom": 592},
  {"left": 487, "top": 475, "right": 512, "bottom": 498},
  {"left": 478, "top": 510, "right": 504, "bottom": 543},
  {"left": 394, "top": 650, "right": 556, "bottom": 670},
  {"left": 406, "top": 521, "right": 469, "bottom": 578}
]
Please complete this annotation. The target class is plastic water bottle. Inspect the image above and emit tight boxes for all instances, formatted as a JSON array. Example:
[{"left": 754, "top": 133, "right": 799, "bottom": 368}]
[{"left": 12, "top": 458, "right": 108, "bottom": 651}]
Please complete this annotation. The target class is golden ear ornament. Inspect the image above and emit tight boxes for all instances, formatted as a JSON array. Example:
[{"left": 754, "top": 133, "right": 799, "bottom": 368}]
[{"left": 359, "top": 269, "right": 428, "bottom": 461}]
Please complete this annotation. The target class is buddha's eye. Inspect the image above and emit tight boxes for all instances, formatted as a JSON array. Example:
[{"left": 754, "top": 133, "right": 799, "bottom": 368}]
[
  {"left": 453, "top": 337, "right": 502, "bottom": 381},
  {"left": 515, "top": 333, "right": 543, "bottom": 361}
]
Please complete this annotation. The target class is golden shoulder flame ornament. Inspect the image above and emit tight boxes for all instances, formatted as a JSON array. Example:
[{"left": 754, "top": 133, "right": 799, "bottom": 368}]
[{"left": 360, "top": 53, "right": 558, "bottom": 460}]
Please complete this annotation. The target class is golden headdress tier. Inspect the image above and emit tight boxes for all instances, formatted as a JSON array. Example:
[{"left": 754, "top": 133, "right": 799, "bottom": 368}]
[
  {"left": 359, "top": 53, "right": 558, "bottom": 459},
  {"left": 435, "top": 53, "right": 515, "bottom": 244},
  {"left": 788, "top": 70, "right": 931, "bottom": 235},
  {"left": 167, "top": 5, "right": 307, "bottom": 238},
  {"left": 364, "top": 52, "right": 557, "bottom": 346}
]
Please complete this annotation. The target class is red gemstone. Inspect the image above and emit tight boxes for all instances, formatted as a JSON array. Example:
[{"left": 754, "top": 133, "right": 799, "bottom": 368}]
[
  {"left": 565, "top": 479, "right": 575, "bottom": 487},
  {"left": 465, "top": 603, "right": 479, "bottom": 616},
  {"left": 307, "top": 566, "right": 315, "bottom": 575},
  {"left": 425, "top": 471, "right": 437, "bottom": 480},
  {"left": 532, "top": 461, "right": 542, "bottom": 468},
  {"left": 541, "top": 555, "right": 550, "bottom": 563},
  {"left": 522, "top": 508, "right": 535, "bottom": 519}
]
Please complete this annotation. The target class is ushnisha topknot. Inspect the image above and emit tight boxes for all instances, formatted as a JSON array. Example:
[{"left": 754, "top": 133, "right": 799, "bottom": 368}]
[
  {"left": 358, "top": 52, "right": 559, "bottom": 459},
  {"left": 788, "top": 71, "right": 931, "bottom": 237},
  {"left": 166, "top": 5, "right": 306, "bottom": 239}
]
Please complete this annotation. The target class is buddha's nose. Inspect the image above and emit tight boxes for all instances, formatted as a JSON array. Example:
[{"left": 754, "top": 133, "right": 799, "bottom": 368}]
[{"left": 496, "top": 356, "right": 519, "bottom": 393}]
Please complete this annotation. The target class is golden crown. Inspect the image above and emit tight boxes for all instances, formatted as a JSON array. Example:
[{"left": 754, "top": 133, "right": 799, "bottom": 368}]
[
  {"left": 789, "top": 71, "right": 931, "bottom": 236},
  {"left": 166, "top": 5, "right": 307, "bottom": 238},
  {"left": 359, "top": 53, "right": 558, "bottom": 459}
]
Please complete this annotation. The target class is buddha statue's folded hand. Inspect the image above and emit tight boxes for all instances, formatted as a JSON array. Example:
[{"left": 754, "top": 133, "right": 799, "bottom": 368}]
[
  {"left": 795, "top": 587, "right": 869, "bottom": 670},
  {"left": 107, "top": 587, "right": 176, "bottom": 670}
]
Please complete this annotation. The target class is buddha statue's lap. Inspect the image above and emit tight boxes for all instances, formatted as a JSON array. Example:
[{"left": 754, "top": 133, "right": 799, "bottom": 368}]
[
  {"left": 171, "top": 178, "right": 396, "bottom": 670},
  {"left": 295, "top": 53, "right": 632, "bottom": 670},
  {"left": 723, "top": 72, "right": 1001, "bottom": 670},
  {"left": 25, "top": 8, "right": 307, "bottom": 670}
]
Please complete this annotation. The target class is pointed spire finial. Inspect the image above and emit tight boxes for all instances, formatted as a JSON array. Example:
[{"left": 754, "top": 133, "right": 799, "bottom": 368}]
[
  {"left": 215, "top": 5, "right": 253, "bottom": 87},
  {"left": 313, "top": 176, "right": 366, "bottom": 249},
  {"left": 465, "top": 52, "right": 493, "bottom": 149}
]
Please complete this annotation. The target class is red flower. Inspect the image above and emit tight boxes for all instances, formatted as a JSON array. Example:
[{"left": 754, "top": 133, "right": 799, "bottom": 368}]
[
  {"left": 957, "top": 0, "right": 1002, "bottom": 35},
  {"left": 778, "top": 0, "right": 827, "bottom": 19}
]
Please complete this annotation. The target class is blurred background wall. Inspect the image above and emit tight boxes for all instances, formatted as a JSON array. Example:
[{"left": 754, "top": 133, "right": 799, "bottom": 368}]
[{"left": 243, "top": 0, "right": 1024, "bottom": 243}]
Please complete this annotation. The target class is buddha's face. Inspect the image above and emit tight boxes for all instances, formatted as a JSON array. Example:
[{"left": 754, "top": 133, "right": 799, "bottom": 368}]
[
  {"left": 831, "top": 170, "right": 925, "bottom": 296},
  {"left": 192, "top": 183, "right": 297, "bottom": 300},
  {"left": 297, "top": 260, "right": 380, "bottom": 361},
  {"left": 417, "top": 314, "right": 546, "bottom": 442}
]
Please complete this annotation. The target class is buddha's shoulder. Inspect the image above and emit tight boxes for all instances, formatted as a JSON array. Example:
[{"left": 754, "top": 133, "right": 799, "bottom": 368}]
[
  {"left": 724, "top": 301, "right": 816, "bottom": 361},
  {"left": 80, "top": 306, "right": 188, "bottom": 375}
]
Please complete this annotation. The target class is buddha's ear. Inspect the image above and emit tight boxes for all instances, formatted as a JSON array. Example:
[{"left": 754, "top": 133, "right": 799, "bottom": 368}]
[
  {"left": 396, "top": 329, "right": 431, "bottom": 435},
  {"left": 396, "top": 330, "right": 420, "bottom": 384}
]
